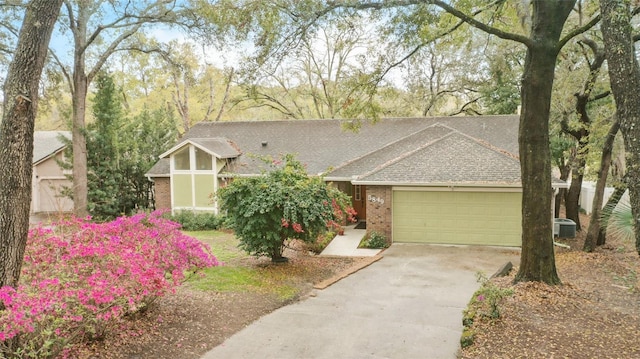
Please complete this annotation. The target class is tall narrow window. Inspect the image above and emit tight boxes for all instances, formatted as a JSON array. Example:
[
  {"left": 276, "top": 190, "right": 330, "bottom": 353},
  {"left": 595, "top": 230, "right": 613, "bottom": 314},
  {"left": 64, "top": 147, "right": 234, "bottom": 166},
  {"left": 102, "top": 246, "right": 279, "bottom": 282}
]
[
  {"left": 354, "top": 185, "right": 362, "bottom": 201},
  {"left": 195, "top": 147, "right": 213, "bottom": 170},
  {"left": 174, "top": 146, "right": 190, "bottom": 170}
]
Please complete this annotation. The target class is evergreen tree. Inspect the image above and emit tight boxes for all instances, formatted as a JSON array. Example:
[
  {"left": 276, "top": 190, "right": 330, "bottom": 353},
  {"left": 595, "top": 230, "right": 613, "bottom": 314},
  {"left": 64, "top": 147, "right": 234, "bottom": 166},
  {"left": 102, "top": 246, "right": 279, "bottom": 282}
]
[
  {"left": 61, "top": 74, "right": 178, "bottom": 220},
  {"left": 86, "top": 74, "right": 179, "bottom": 220},
  {"left": 124, "top": 107, "right": 179, "bottom": 211},
  {"left": 87, "top": 72, "right": 127, "bottom": 219}
]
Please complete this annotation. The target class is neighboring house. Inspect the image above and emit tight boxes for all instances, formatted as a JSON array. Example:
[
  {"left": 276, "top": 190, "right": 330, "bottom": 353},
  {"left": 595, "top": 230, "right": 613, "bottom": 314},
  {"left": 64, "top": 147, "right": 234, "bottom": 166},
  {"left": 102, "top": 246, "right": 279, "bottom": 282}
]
[
  {"left": 146, "top": 116, "right": 562, "bottom": 246},
  {"left": 31, "top": 131, "right": 74, "bottom": 214}
]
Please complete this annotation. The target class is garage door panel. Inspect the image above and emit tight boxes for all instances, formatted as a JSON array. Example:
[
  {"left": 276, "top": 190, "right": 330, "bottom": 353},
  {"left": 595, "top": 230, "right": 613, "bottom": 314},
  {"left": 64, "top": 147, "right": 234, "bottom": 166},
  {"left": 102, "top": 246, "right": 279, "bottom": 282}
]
[{"left": 393, "top": 190, "right": 521, "bottom": 246}]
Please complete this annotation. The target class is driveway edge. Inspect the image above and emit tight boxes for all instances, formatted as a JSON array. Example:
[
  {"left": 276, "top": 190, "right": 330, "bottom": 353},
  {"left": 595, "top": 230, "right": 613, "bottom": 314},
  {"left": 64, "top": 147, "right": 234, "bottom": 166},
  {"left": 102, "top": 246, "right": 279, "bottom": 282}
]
[{"left": 313, "top": 254, "right": 384, "bottom": 290}]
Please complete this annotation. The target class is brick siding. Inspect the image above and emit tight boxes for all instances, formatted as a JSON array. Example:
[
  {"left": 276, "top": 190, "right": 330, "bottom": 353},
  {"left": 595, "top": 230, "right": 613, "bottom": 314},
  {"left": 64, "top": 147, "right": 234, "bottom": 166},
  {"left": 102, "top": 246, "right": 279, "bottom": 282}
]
[
  {"left": 153, "top": 177, "right": 171, "bottom": 210},
  {"left": 365, "top": 185, "right": 393, "bottom": 245}
]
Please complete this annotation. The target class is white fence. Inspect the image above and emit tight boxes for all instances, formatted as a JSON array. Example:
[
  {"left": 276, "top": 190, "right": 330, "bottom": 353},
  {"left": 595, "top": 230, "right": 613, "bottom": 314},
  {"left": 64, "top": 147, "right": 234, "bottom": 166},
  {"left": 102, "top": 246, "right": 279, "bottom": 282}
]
[{"left": 578, "top": 181, "right": 629, "bottom": 214}]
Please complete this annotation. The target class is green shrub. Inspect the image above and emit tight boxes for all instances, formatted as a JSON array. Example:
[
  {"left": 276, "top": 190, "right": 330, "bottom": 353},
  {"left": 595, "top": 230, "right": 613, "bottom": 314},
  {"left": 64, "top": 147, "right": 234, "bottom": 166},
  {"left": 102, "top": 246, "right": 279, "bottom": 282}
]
[
  {"left": 360, "top": 231, "right": 388, "bottom": 249},
  {"left": 164, "top": 211, "right": 226, "bottom": 231},
  {"left": 218, "top": 155, "right": 355, "bottom": 262},
  {"left": 460, "top": 328, "right": 476, "bottom": 348}
]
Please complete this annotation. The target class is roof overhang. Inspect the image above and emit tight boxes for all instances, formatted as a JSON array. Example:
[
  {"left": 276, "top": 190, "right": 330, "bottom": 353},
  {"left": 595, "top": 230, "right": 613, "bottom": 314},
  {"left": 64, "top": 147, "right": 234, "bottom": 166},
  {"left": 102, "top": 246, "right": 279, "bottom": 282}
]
[
  {"left": 218, "top": 173, "right": 260, "bottom": 178},
  {"left": 324, "top": 176, "right": 353, "bottom": 182},
  {"left": 33, "top": 147, "right": 66, "bottom": 166},
  {"left": 145, "top": 174, "right": 170, "bottom": 179},
  {"left": 351, "top": 180, "right": 523, "bottom": 188},
  {"left": 159, "top": 139, "right": 239, "bottom": 159}
]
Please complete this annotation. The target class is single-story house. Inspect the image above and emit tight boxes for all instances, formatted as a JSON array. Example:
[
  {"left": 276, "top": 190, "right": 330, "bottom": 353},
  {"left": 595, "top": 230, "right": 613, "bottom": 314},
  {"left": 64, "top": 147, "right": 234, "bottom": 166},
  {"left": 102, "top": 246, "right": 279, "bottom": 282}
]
[
  {"left": 146, "top": 116, "right": 545, "bottom": 246},
  {"left": 31, "top": 131, "right": 74, "bottom": 214}
]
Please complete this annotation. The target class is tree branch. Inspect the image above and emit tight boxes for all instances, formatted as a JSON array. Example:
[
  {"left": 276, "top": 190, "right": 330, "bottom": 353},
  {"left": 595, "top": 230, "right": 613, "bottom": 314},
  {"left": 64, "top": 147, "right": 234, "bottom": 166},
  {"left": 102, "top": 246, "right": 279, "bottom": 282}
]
[
  {"left": 447, "top": 97, "right": 482, "bottom": 116},
  {"left": 560, "top": 112, "right": 582, "bottom": 139},
  {"left": 63, "top": 0, "right": 76, "bottom": 33},
  {"left": 48, "top": 49, "right": 74, "bottom": 96},
  {"left": 376, "top": 18, "right": 465, "bottom": 82},
  {"left": 590, "top": 91, "right": 611, "bottom": 102},
  {"left": 214, "top": 67, "right": 234, "bottom": 122},
  {"left": 557, "top": 13, "right": 601, "bottom": 51},
  {"left": 86, "top": 24, "right": 142, "bottom": 84},
  {"left": 429, "top": 0, "right": 532, "bottom": 46}
]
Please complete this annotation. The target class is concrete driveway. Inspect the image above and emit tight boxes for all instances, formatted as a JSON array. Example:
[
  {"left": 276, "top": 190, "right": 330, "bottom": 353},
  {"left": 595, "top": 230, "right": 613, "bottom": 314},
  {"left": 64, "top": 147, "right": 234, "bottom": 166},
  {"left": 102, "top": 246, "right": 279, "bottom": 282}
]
[{"left": 201, "top": 244, "right": 520, "bottom": 359}]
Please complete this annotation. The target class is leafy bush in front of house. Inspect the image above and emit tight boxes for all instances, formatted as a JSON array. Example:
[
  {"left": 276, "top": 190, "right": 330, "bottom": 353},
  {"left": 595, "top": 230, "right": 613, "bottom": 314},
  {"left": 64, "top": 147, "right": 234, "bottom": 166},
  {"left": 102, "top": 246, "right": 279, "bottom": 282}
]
[
  {"left": 0, "top": 212, "right": 217, "bottom": 358},
  {"left": 165, "top": 211, "right": 226, "bottom": 231},
  {"left": 365, "top": 231, "right": 388, "bottom": 248},
  {"left": 218, "top": 154, "right": 356, "bottom": 262},
  {"left": 359, "top": 231, "right": 388, "bottom": 249}
]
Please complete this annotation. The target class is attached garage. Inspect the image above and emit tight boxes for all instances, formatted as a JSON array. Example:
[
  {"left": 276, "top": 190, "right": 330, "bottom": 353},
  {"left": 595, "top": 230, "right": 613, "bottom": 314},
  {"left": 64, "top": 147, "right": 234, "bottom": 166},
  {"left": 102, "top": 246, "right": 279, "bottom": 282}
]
[{"left": 392, "top": 188, "right": 522, "bottom": 246}]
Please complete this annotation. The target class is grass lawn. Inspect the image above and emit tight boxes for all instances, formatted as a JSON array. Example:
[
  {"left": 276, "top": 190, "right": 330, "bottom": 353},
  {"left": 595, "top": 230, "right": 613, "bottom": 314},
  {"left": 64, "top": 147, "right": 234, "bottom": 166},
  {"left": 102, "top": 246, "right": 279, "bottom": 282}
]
[{"left": 184, "top": 231, "right": 303, "bottom": 300}]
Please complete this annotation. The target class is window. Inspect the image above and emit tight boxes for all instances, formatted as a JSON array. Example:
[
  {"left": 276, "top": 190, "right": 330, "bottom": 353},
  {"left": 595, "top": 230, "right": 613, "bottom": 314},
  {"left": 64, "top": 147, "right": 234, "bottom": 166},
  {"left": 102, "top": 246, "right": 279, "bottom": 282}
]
[
  {"left": 174, "top": 147, "right": 190, "bottom": 170},
  {"left": 195, "top": 147, "right": 213, "bottom": 170},
  {"left": 354, "top": 185, "right": 362, "bottom": 201}
]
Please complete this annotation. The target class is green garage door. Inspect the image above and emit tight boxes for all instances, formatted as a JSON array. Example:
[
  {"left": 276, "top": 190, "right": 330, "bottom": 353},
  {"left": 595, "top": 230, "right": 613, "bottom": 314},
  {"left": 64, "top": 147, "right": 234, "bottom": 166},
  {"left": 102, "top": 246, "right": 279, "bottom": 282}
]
[{"left": 392, "top": 190, "right": 522, "bottom": 246}]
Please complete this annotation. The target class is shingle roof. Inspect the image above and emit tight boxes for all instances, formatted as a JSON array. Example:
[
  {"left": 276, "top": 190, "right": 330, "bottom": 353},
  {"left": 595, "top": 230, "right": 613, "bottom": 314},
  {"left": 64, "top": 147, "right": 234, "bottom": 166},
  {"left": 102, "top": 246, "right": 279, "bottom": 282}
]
[
  {"left": 146, "top": 116, "right": 521, "bottom": 185},
  {"left": 326, "top": 124, "right": 454, "bottom": 180},
  {"left": 146, "top": 158, "right": 169, "bottom": 177},
  {"left": 355, "top": 132, "right": 521, "bottom": 185},
  {"left": 33, "top": 131, "right": 70, "bottom": 164},
  {"left": 187, "top": 138, "right": 241, "bottom": 159}
]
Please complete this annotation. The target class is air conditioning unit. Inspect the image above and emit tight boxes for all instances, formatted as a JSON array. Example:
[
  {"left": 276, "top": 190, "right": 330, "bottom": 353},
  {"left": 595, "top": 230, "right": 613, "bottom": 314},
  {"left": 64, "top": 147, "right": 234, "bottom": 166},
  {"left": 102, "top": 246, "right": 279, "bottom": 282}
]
[{"left": 554, "top": 218, "right": 576, "bottom": 238}]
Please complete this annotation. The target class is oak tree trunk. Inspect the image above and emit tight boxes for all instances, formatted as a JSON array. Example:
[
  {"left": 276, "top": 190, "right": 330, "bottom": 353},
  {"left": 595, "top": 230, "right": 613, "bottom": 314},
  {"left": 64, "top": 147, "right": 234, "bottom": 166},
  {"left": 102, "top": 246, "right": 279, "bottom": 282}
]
[
  {"left": 562, "top": 39, "right": 605, "bottom": 230},
  {"left": 584, "top": 119, "right": 620, "bottom": 251},
  {"left": 72, "top": 71, "right": 89, "bottom": 217},
  {"left": 0, "top": 0, "right": 63, "bottom": 289},
  {"left": 69, "top": 4, "right": 92, "bottom": 217},
  {"left": 514, "top": 0, "right": 575, "bottom": 284},
  {"left": 565, "top": 153, "right": 586, "bottom": 229},
  {"left": 599, "top": 0, "right": 640, "bottom": 254}
]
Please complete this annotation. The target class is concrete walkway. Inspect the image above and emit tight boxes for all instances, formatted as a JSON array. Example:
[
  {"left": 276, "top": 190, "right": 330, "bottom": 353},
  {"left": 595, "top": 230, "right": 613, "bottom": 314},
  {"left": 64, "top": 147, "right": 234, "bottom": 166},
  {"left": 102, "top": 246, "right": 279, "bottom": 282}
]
[
  {"left": 320, "top": 222, "right": 382, "bottom": 257},
  {"left": 201, "top": 243, "right": 520, "bottom": 359}
]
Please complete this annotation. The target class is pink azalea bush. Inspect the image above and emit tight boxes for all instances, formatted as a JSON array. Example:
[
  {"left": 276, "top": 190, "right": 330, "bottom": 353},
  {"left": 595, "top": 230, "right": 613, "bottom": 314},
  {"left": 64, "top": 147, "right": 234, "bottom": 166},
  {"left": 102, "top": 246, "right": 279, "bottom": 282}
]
[{"left": 0, "top": 212, "right": 218, "bottom": 358}]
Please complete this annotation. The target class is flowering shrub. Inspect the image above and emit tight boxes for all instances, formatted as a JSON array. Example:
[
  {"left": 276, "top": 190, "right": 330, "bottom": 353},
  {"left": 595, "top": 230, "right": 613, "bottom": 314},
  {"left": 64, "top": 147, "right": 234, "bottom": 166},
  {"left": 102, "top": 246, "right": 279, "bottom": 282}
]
[
  {"left": 0, "top": 212, "right": 218, "bottom": 358},
  {"left": 326, "top": 198, "right": 358, "bottom": 232},
  {"left": 218, "top": 154, "right": 356, "bottom": 262}
]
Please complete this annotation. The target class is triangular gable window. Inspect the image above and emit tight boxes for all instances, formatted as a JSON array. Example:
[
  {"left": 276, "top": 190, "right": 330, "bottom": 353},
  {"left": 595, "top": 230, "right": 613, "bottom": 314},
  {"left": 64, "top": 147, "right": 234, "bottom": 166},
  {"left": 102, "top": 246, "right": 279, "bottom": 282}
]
[
  {"left": 195, "top": 147, "right": 213, "bottom": 170},
  {"left": 174, "top": 146, "right": 190, "bottom": 170}
]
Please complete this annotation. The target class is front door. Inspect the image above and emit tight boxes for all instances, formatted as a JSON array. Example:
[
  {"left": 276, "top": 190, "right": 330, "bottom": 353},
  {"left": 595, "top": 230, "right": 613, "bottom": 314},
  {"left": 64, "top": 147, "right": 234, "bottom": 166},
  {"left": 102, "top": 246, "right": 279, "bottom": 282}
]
[{"left": 352, "top": 185, "right": 367, "bottom": 220}]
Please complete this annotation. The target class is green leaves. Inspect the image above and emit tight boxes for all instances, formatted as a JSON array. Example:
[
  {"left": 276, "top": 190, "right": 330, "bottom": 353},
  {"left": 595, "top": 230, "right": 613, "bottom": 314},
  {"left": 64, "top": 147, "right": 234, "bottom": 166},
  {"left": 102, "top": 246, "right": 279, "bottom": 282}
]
[
  {"left": 218, "top": 154, "right": 353, "bottom": 261},
  {"left": 81, "top": 72, "right": 178, "bottom": 221}
]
